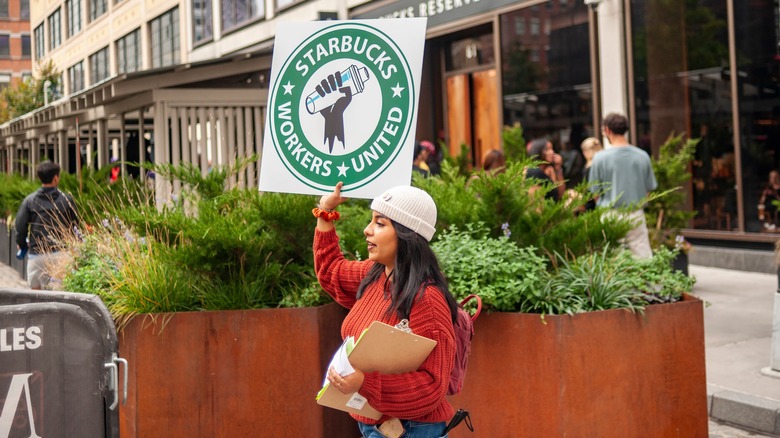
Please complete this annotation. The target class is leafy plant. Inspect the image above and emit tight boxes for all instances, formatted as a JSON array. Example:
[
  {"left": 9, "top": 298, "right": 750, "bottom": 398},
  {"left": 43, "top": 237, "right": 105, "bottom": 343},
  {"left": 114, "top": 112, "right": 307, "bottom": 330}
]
[
  {"left": 431, "top": 224, "right": 548, "bottom": 312},
  {"left": 622, "top": 247, "right": 696, "bottom": 303},
  {"left": 432, "top": 227, "right": 694, "bottom": 315},
  {"left": 440, "top": 143, "right": 472, "bottom": 177},
  {"left": 60, "top": 230, "right": 120, "bottom": 301},
  {"left": 543, "top": 248, "right": 648, "bottom": 315},
  {"left": 54, "top": 159, "right": 325, "bottom": 320},
  {"left": 29, "top": 145, "right": 694, "bottom": 320},
  {"left": 502, "top": 122, "right": 526, "bottom": 163},
  {"left": 415, "top": 160, "right": 635, "bottom": 264},
  {"left": 333, "top": 200, "right": 372, "bottom": 260},
  {"left": 645, "top": 133, "right": 699, "bottom": 251},
  {"left": 0, "top": 172, "right": 40, "bottom": 217}
]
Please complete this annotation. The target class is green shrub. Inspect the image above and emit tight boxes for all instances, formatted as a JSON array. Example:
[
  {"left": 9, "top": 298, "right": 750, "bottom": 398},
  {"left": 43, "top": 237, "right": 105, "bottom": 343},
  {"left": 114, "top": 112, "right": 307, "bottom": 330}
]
[
  {"left": 432, "top": 224, "right": 548, "bottom": 312},
  {"left": 0, "top": 172, "right": 40, "bottom": 217},
  {"left": 60, "top": 231, "right": 119, "bottom": 300},
  {"left": 645, "top": 133, "right": 699, "bottom": 250},
  {"left": 502, "top": 122, "right": 526, "bottom": 163},
  {"left": 540, "top": 247, "right": 694, "bottom": 315},
  {"left": 333, "top": 200, "right": 372, "bottom": 260},
  {"left": 415, "top": 160, "right": 634, "bottom": 264},
  {"left": 57, "top": 158, "right": 326, "bottom": 316},
  {"left": 57, "top": 165, "right": 153, "bottom": 226},
  {"left": 622, "top": 247, "right": 696, "bottom": 302},
  {"left": 45, "top": 147, "right": 693, "bottom": 318},
  {"left": 543, "top": 248, "right": 646, "bottom": 314},
  {"left": 431, "top": 224, "right": 694, "bottom": 315}
]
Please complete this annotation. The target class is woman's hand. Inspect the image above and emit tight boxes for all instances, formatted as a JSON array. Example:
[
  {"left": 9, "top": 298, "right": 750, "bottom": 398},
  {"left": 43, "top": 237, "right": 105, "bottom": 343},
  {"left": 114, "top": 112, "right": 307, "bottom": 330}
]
[
  {"left": 319, "top": 182, "right": 348, "bottom": 211},
  {"left": 327, "top": 366, "right": 365, "bottom": 394},
  {"left": 316, "top": 182, "right": 349, "bottom": 232},
  {"left": 552, "top": 153, "right": 563, "bottom": 169}
]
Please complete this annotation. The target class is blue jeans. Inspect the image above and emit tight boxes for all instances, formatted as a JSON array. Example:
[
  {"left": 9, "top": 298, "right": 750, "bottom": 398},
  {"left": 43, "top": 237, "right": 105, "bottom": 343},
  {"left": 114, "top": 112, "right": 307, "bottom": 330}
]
[{"left": 358, "top": 420, "right": 447, "bottom": 438}]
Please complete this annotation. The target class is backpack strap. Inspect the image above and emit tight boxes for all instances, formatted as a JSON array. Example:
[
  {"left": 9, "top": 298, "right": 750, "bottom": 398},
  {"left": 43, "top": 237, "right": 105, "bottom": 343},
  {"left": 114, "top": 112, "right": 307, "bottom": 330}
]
[{"left": 459, "top": 294, "right": 482, "bottom": 322}]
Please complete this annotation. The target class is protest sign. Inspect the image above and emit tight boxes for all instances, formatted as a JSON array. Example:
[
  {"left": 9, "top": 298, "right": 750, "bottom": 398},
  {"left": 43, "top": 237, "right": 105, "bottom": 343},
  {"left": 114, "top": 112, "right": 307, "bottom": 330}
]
[{"left": 259, "top": 19, "right": 427, "bottom": 199}]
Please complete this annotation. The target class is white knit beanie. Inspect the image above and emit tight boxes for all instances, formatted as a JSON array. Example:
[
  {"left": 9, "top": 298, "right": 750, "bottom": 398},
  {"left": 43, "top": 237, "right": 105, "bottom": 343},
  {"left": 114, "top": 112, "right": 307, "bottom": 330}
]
[{"left": 370, "top": 186, "right": 437, "bottom": 241}]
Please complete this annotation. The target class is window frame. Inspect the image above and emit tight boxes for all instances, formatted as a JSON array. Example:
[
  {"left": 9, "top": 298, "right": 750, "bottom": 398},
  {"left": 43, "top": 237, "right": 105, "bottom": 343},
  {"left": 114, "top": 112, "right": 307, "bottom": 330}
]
[
  {"left": 89, "top": 0, "right": 106, "bottom": 22},
  {"left": 49, "top": 8, "right": 62, "bottom": 50},
  {"left": 275, "top": 0, "right": 303, "bottom": 14},
  {"left": 149, "top": 7, "right": 180, "bottom": 69},
  {"left": 0, "top": 34, "right": 10, "bottom": 58},
  {"left": 68, "top": 61, "right": 84, "bottom": 94},
  {"left": 0, "top": 73, "right": 11, "bottom": 93},
  {"left": 34, "top": 24, "right": 45, "bottom": 60},
  {"left": 21, "top": 34, "right": 31, "bottom": 58},
  {"left": 191, "top": 0, "right": 213, "bottom": 47},
  {"left": 89, "top": 46, "right": 109, "bottom": 84},
  {"left": 66, "top": 0, "right": 82, "bottom": 38},
  {"left": 116, "top": 28, "right": 141, "bottom": 74},
  {"left": 220, "top": 0, "right": 264, "bottom": 34}
]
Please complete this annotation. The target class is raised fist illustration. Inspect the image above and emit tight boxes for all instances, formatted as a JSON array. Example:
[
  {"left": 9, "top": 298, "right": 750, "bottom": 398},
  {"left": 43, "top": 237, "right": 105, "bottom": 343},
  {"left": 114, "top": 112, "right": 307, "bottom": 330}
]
[{"left": 314, "top": 72, "right": 353, "bottom": 153}]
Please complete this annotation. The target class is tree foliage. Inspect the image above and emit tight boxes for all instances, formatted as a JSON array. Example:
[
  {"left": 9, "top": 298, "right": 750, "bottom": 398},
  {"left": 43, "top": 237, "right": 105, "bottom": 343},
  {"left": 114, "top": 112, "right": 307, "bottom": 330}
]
[{"left": 0, "top": 60, "right": 62, "bottom": 123}]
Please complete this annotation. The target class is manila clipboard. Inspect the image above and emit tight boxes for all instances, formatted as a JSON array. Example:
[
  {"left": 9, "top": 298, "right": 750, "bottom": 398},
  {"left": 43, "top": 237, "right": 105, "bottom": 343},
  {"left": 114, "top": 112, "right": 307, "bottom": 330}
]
[{"left": 316, "top": 321, "right": 437, "bottom": 419}]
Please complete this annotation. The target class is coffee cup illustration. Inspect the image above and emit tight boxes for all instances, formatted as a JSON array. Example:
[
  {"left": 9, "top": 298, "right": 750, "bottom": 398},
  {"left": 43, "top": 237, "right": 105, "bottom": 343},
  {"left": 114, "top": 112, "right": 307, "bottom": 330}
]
[{"left": 306, "top": 65, "right": 371, "bottom": 114}]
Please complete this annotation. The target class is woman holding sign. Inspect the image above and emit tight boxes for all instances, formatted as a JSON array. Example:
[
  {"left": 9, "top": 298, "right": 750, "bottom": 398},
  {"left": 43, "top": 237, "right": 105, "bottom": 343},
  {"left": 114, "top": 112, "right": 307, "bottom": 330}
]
[{"left": 314, "top": 182, "right": 458, "bottom": 438}]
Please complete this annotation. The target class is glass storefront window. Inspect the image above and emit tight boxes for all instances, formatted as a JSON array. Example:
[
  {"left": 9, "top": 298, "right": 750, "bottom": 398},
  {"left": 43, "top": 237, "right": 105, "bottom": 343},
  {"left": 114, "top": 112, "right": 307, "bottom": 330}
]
[
  {"left": 445, "top": 33, "right": 494, "bottom": 72},
  {"left": 734, "top": 2, "right": 780, "bottom": 233},
  {"left": 631, "top": 0, "right": 734, "bottom": 231},
  {"left": 501, "top": 0, "right": 593, "bottom": 186}
]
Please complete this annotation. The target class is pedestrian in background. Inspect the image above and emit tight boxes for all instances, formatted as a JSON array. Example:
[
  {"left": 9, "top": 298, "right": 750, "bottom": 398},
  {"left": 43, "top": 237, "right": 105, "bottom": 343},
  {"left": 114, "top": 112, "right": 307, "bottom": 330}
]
[
  {"left": 527, "top": 138, "right": 565, "bottom": 201},
  {"left": 581, "top": 137, "right": 603, "bottom": 212},
  {"left": 466, "top": 149, "right": 506, "bottom": 190},
  {"left": 412, "top": 142, "right": 431, "bottom": 178},
  {"left": 588, "top": 113, "right": 657, "bottom": 258},
  {"left": 482, "top": 149, "right": 506, "bottom": 176},
  {"left": 581, "top": 137, "right": 603, "bottom": 182},
  {"left": 560, "top": 140, "right": 584, "bottom": 189},
  {"left": 15, "top": 161, "right": 79, "bottom": 289},
  {"left": 419, "top": 140, "right": 441, "bottom": 176}
]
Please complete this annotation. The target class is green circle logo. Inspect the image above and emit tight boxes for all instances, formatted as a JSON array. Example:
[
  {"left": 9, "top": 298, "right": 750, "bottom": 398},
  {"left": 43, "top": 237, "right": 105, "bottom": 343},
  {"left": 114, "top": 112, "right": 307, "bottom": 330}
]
[{"left": 268, "top": 22, "right": 416, "bottom": 191}]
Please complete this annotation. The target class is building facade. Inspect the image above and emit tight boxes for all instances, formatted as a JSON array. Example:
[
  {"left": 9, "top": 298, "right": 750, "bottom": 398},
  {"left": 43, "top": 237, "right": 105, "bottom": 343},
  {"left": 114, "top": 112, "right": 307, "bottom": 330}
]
[
  {"left": 0, "top": 0, "right": 33, "bottom": 91},
  {"left": 3, "top": 0, "right": 780, "bottom": 245}
]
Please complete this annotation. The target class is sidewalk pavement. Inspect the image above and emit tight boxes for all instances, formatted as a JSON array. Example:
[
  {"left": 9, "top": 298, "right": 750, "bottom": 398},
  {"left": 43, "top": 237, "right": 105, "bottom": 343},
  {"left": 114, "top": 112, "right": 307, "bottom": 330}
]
[
  {"left": 0, "top": 262, "right": 30, "bottom": 289},
  {"left": 0, "top": 262, "right": 778, "bottom": 436},
  {"left": 693, "top": 265, "right": 780, "bottom": 437}
]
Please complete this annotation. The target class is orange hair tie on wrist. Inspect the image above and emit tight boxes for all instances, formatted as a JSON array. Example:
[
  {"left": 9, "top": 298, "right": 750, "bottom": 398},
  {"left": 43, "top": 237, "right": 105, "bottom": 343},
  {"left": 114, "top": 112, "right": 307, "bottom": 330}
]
[{"left": 312, "top": 207, "right": 341, "bottom": 221}]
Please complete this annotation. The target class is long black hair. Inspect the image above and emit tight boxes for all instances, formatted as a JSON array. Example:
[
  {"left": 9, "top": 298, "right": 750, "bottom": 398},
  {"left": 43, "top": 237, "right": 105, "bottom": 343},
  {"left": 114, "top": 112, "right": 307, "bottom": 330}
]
[{"left": 356, "top": 220, "right": 458, "bottom": 325}]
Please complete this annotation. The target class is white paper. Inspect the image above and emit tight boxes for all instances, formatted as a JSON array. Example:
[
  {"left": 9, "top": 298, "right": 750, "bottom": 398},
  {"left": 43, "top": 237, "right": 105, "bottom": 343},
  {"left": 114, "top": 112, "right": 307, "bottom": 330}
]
[{"left": 323, "top": 336, "right": 356, "bottom": 386}]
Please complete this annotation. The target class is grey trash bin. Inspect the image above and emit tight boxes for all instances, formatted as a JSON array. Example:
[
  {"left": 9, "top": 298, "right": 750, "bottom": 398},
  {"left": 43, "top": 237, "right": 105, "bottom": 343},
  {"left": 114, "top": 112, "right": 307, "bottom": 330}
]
[{"left": 0, "top": 288, "right": 125, "bottom": 438}]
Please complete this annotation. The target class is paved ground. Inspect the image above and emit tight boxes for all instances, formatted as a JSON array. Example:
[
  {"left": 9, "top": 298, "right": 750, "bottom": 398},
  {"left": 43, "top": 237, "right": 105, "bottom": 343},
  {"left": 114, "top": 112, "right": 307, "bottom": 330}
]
[
  {"left": 709, "top": 420, "right": 775, "bottom": 438},
  {"left": 693, "top": 265, "right": 780, "bottom": 437},
  {"left": 1, "top": 262, "right": 778, "bottom": 436}
]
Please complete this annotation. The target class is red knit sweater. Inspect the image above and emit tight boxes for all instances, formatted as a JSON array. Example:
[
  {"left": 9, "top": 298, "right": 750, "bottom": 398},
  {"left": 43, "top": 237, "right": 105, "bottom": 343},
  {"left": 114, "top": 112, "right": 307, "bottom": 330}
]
[{"left": 314, "top": 228, "right": 455, "bottom": 425}]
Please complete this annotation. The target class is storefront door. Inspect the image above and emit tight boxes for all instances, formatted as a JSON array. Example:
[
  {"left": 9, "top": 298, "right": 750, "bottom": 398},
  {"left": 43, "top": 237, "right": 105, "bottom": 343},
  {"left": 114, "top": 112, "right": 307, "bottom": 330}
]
[{"left": 446, "top": 69, "right": 500, "bottom": 168}]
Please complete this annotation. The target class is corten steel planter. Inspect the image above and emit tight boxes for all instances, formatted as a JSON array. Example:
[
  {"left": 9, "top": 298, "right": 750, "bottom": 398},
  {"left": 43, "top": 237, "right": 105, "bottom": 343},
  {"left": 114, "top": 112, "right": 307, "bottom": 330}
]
[
  {"left": 447, "top": 294, "right": 707, "bottom": 438},
  {"left": 118, "top": 302, "right": 355, "bottom": 438}
]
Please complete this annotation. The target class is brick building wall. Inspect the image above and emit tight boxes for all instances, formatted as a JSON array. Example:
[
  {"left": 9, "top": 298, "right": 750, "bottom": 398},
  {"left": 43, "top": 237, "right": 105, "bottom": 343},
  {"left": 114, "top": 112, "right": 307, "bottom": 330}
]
[{"left": 0, "top": 0, "right": 32, "bottom": 90}]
